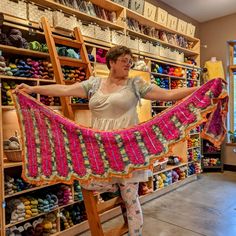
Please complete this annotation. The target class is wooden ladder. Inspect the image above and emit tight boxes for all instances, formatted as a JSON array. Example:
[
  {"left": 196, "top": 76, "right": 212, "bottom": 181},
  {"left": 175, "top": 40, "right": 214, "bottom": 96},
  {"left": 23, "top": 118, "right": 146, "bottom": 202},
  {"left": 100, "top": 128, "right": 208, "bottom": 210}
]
[{"left": 40, "top": 17, "right": 128, "bottom": 236}]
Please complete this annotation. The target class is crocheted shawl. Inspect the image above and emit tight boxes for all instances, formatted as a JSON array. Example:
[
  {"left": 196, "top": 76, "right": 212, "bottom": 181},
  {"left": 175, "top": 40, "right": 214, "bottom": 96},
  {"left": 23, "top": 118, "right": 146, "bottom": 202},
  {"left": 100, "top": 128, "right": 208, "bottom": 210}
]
[{"left": 13, "top": 78, "right": 228, "bottom": 185}]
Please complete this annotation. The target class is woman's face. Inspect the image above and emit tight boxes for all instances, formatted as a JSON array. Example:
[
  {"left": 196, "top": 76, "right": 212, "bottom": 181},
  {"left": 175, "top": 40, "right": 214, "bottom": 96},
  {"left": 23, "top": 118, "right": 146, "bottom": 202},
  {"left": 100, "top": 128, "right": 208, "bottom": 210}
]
[{"left": 110, "top": 54, "right": 133, "bottom": 77}]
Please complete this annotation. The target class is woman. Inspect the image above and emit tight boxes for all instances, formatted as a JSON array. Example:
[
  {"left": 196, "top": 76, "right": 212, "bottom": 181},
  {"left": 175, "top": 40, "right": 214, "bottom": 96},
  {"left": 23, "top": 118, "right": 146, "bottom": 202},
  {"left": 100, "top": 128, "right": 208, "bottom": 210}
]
[{"left": 15, "top": 45, "right": 197, "bottom": 236}]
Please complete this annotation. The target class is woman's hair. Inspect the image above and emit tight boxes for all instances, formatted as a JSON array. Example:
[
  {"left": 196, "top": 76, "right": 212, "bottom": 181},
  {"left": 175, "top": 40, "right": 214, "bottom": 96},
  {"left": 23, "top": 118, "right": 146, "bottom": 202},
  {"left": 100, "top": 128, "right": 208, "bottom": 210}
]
[{"left": 106, "top": 45, "right": 133, "bottom": 69}]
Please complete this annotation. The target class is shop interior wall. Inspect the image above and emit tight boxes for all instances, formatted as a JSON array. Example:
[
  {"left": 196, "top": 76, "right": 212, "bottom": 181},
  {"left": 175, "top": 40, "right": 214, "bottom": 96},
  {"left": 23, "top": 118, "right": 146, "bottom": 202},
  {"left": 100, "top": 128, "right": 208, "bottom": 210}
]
[
  {"left": 200, "top": 13, "right": 236, "bottom": 166},
  {"left": 200, "top": 13, "right": 236, "bottom": 69}
]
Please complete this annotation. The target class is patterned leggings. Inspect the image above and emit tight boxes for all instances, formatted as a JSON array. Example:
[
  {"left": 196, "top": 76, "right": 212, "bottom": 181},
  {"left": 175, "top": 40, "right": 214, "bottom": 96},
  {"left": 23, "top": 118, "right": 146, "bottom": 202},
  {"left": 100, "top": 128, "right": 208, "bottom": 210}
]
[{"left": 82, "top": 182, "right": 143, "bottom": 236}]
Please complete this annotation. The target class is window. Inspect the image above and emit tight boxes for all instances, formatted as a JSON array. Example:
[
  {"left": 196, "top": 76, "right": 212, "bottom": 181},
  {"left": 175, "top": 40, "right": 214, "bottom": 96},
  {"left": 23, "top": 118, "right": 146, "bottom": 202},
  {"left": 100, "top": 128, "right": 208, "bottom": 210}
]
[{"left": 228, "top": 42, "right": 236, "bottom": 133}]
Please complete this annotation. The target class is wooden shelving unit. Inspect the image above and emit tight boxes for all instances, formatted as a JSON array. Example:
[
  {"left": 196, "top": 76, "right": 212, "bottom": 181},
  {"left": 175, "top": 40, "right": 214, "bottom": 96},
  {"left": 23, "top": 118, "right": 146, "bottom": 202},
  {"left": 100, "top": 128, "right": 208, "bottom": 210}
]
[{"left": 0, "top": 0, "right": 201, "bottom": 235}]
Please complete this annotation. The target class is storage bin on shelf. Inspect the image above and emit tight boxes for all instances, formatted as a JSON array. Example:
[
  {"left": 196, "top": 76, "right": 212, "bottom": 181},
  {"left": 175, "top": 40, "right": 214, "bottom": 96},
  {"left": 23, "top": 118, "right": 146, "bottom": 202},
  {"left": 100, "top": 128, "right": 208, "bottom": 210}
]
[
  {"left": 160, "top": 46, "right": 170, "bottom": 58},
  {"left": 138, "top": 40, "right": 150, "bottom": 54},
  {"left": 77, "top": 20, "right": 95, "bottom": 38},
  {"left": 111, "top": 30, "right": 126, "bottom": 45},
  {"left": 94, "top": 25, "right": 111, "bottom": 43},
  {"left": 28, "top": 2, "right": 53, "bottom": 27},
  {"left": 126, "top": 35, "right": 139, "bottom": 51},
  {"left": 149, "top": 43, "right": 160, "bottom": 56},
  {"left": 175, "top": 51, "right": 184, "bottom": 63},
  {"left": 0, "top": 0, "right": 27, "bottom": 20},
  {"left": 4, "top": 150, "right": 22, "bottom": 162},
  {"left": 53, "top": 11, "right": 77, "bottom": 31}
]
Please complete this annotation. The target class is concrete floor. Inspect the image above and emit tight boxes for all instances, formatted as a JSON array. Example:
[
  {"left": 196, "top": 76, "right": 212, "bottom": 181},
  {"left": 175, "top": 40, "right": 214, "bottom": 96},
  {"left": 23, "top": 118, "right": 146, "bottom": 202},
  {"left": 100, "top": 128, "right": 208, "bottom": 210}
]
[{"left": 80, "top": 171, "right": 236, "bottom": 236}]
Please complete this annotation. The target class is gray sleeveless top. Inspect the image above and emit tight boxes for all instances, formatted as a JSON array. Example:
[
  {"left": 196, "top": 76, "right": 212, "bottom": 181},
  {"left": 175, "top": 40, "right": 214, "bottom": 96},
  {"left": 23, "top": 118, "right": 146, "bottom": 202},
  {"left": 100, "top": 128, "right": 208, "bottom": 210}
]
[{"left": 80, "top": 76, "right": 153, "bottom": 183}]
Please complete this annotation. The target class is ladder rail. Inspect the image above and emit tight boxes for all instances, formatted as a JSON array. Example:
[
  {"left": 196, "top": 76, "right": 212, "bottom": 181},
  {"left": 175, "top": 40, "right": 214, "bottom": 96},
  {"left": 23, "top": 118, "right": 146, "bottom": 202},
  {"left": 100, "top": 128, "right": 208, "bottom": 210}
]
[
  {"left": 40, "top": 16, "right": 128, "bottom": 236},
  {"left": 41, "top": 16, "right": 74, "bottom": 120}
]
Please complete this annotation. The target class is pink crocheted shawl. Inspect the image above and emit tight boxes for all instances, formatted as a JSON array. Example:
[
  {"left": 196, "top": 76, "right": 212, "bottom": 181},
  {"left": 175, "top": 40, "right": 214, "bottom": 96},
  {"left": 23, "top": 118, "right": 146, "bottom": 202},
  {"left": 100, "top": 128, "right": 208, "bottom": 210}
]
[{"left": 13, "top": 78, "right": 228, "bottom": 185}]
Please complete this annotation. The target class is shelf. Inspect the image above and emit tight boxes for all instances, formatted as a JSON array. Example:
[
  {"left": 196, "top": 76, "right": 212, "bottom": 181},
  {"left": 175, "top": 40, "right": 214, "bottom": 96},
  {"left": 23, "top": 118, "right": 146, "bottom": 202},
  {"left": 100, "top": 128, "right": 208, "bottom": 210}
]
[
  {"left": 0, "top": 44, "right": 49, "bottom": 58},
  {"left": 187, "top": 78, "right": 200, "bottom": 81},
  {"left": 53, "top": 220, "right": 88, "bottom": 236},
  {"left": 1, "top": 106, "right": 15, "bottom": 111},
  {"left": 188, "top": 160, "right": 201, "bottom": 164},
  {"left": 0, "top": 75, "right": 55, "bottom": 83},
  {"left": 152, "top": 162, "right": 188, "bottom": 176},
  {"left": 229, "top": 65, "right": 236, "bottom": 71},
  {"left": 58, "top": 199, "right": 83, "bottom": 210},
  {"left": 127, "top": 28, "right": 199, "bottom": 57},
  {"left": 89, "top": 0, "right": 124, "bottom": 11},
  {"left": 47, "top": 106, "right": 62, "bottom": 110},
  {"left": 71, "top": 103, "right": 89, "bottom": 109},
  {"left": 3, "top": 161, "right": 22, "bottom": 169},
  {"left": 140, "top": 174, "right": 197, "bottom": 204},
  {"left": 5, "top": 199, "right": 82, "bottom": 228},
  {"left": 30, "top": 0, "right": 124, "bottom": 30},
  {"left": 202, "top": 166, "right": 222, "bottom": 169},
  {"left": 188, "top": 146, "right": 201, "bottom": 150},
  {"left": 203, "top": 152, "right": 221, "bottom": 155},
  {"left": 148, "top": 55, "right": 201, "bottom": 70},
  {"left": 151, "top": 72, "right": 187, "bottom": 80},
  {"left": 59, "top": 56, "right": 89, "bottom": 67},
  {"left": 126, "top": 9, "right": 199, "bottom": 43},
  {"left": 5, "top": 183, "right": 59, "bottom": 199}
]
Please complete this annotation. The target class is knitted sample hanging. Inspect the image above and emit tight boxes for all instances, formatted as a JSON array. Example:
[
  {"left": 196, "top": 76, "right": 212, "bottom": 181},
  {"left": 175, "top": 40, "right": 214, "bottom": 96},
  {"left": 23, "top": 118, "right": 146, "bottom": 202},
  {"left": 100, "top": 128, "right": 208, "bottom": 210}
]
[{"left": 13, "top": 78, "right": 228, "bottom": 185}]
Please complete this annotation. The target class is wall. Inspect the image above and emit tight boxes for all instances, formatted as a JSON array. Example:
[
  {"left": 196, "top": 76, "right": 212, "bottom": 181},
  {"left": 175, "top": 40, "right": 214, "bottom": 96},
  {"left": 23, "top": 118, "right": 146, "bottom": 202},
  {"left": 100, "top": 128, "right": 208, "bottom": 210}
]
[
  {"left": 200, "top": 13, "right": 236, "bottom": 68},
  {"left": 200, "top": 13, "right": 236, "bottom": 166}
]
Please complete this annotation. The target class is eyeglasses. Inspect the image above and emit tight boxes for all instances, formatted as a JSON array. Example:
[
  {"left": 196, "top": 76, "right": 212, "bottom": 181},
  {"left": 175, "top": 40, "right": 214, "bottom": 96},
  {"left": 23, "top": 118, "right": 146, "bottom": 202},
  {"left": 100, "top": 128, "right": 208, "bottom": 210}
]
[{"left": 116, "top": 58, "right": 134, "bottom": 67}]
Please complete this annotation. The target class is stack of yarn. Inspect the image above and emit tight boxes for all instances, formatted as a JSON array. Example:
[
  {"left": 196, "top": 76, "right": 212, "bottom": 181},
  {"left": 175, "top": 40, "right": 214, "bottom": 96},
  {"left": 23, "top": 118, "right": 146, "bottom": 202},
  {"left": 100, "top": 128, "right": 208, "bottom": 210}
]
[
  {"left": 74, "top": 180, "right": 83, "bottom": 201},
  {"left": 175, "top": 166, "right": 187, "bottom": 180},
  {"left": 187, "top": 148, "right": 201, "bottom": 162},
  {"left": 60, "top": 209, "right": 74, "bottom": 230},
  {"left": 0, "top": 55, "right": 12, "bottom": 75},
  {"left": 57, "top": 185, "right": 73, "bottom": 206},
  {"left": 0, "top": 28, "right": 28, "bottom": 49},
  {"left": 20, "top": 197, "right": 39, "bottom": 219},
  {"left": 171, "top": 79, "right": 186, "bottom": 89},
  {"left": 8, "top": 59, "right": 54, "bottom": 80},
  {"left": 62, "top": 66, "right": 86, "bottom": 82},
  {"left": 40, "top": 95, "right": 60, "bottom": 106},
  {"left": 37, "top": 194, "right": 58, "bottom": 213},
  {"left": 4, "top": 175, "right": 31, "bottom": 196},
  {"left": 7, "top": 199, "right": 26, "bottom": 224},
  {"left": 193, "top": 162, "right": 201, "bottom": 174},
  {"left": 153, "top": 77, "right": 169, "bottom": 89},
  {"left": 4, "top": 175, "right": 17, "bottom": 196},
  {"left": 1, "top": 81, "right": 17, "bottom": 105},
  {"left": 188, "top": 163, "right": 196, "bottom": 175}
]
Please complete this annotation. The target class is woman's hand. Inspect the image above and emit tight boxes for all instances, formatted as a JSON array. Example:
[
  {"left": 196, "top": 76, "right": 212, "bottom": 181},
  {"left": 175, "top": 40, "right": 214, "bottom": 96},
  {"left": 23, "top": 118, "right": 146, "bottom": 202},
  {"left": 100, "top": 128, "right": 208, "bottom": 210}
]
[{"left": 13, "top": 83, "right": 34, "bottom": 94}]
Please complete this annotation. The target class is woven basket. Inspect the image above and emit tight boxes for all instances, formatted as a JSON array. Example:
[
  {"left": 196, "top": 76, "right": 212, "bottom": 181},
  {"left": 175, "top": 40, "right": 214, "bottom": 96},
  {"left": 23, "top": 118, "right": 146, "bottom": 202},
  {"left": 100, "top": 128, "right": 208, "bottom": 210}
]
[
  {"left": 78, "top": 20, "right": 95, "bottom": 38},
  {"left": 111, "top": 30, "right": 126, "bottom": 45},
  {"left": 4, "top": 150, "right": 22, "bottom": 162},
  {"left": 126, "top": 36, "right": 139, "bottom": 51},
  {"left": 0, "top": 0, "right": 27, "bottom": 19},
  {"left": 94, "top": 25, "right": 111, "bottom": 43},
  {"left": 138, "top": 40, "right": 150, "bottom": 53},
  {"left": 28, "top": 3, "right": 53, "bottom": 26},
  {"left": 53, "top": 11, "right": 77, "bottom": 31}
]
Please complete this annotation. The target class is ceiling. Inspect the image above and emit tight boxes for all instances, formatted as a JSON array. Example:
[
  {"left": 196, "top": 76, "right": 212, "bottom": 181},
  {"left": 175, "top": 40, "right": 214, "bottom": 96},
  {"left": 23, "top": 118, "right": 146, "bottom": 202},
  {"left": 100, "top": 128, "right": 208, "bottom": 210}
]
[{"left": 160, "top": 0, "right": 236, "bottom": 23}]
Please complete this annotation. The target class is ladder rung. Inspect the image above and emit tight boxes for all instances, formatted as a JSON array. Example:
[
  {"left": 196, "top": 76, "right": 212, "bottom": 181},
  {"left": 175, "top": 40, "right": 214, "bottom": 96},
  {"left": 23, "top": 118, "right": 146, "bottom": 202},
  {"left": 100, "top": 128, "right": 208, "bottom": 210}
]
[
  {"left": 53, "top": 35, "right": 82, "bottom": 49},
  {"left": 104, "top": 223, "right": 128, "bottom": 236},
  {"left": 70, "top": 103, "right": 89, "bottom": 110},
  {"left": 97, "top": 196, "right": 123, "bottom": 214},
  {"left": 59, "top": 56, "right": 88, "bottom": 67}
]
